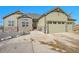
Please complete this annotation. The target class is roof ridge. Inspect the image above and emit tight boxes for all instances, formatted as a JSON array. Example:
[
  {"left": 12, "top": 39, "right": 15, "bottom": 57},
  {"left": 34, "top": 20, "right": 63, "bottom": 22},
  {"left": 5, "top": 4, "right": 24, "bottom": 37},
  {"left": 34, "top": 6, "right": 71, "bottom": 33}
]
[
  {"left": 38, "top": 7, "right": 69, "bottom": 20},
  {"left": 3, "top": 10, "right": 24, "bottom": 19},
  {"left": 17, "top": 14, "right": 32, "bottom": 19}
]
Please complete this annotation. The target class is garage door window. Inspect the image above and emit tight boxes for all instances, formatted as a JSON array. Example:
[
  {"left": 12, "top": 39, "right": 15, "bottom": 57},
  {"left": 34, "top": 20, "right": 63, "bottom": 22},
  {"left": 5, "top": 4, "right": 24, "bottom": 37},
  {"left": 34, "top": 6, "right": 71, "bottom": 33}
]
[
  {"left": 47, "top": 21, "right": 52, "bottom": 24},
  {"left": 58, "top": 22, "right": 61, "bottom": 24},
  {"left": 53, "top": 21, "right": 57, "bottom": 24}
]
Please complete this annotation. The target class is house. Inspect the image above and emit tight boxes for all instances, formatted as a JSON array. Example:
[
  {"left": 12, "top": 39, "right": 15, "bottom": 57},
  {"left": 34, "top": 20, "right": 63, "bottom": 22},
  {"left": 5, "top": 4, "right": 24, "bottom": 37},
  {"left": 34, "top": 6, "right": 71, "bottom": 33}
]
[
  {"left": 3, "top": 11, "right": 40, "bottom": 34},
  {"left": 0, "top": 25, "right": 3, "bottom": 32},
  {"left": 74, "top": 24, "right": 79, "bottom": 32},
  {"left": 37, "top": 7, "right": 76, "bottom": 33}
]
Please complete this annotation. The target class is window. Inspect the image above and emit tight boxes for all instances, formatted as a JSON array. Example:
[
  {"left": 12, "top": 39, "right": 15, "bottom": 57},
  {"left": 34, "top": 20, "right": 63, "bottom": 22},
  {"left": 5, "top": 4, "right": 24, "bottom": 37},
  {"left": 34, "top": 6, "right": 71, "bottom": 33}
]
[
  {"left": 70, "top": 22, "right": 72, "bottom": 24},
  {"left": 47, "top": 21, "right": 52, "bottom": 24},
  {"left": 62, "top": 22, "right": 65, "bottom": 24},
  {"left": 26, "top": 22, "right": 28, "bottom": 26},
  {"left": 8, "top": 20, "right": 14, "bottom": 26},
  {"left": 22, "top": 22, "right": 29, "bottom": 27},
  {"left": 53, "top": 21, "right": 57, "bottom": 24},
  {"left": 67, "top": 22, "right": 69, "bottom": 24},
  {"left": 58, "top": 22, "right": 61, "bottom": 24},
  {"left": 67, "top": 22, "right": 72, "bottom": 24},
  {"left": 22, "top": 22, "right": 25, "bottom": 27}
]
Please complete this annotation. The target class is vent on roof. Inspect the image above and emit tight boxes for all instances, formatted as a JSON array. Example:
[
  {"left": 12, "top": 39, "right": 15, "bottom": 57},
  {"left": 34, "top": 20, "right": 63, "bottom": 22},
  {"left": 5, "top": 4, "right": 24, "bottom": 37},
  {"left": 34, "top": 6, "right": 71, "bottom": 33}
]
[
  {"left": 53, "top": 8, "right": 64, "bottom": 12},
  {"left": 15, "top": 11, "right": 23, "bottom": 14}
]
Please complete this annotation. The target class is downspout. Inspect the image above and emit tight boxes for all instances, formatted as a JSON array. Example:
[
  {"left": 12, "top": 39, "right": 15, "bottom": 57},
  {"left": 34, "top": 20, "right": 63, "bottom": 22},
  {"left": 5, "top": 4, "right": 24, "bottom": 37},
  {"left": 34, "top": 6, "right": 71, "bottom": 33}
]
[
  {"left": 65, "top": 17, "right": 68, "bottom": 32},
  {"left": 31, "top": 19, "right": 34, "bottom": 30},
  {"left": 44, "top": 15, "right": 47, "bottom": 34},
  {"left": 72, "top": 21, "right": 75, "bottom": 31},
  {"left": 47, "top": 23, "right": 49, "bottom": 33},
  {"left": 3, "top": 19, "right": 4, "bottom": 32},
  {"left": 65, "top": 21, "right": 67, "bottom": 32},
  {"left": 17, "top": 18, "right": 19, "bottom": 32}
]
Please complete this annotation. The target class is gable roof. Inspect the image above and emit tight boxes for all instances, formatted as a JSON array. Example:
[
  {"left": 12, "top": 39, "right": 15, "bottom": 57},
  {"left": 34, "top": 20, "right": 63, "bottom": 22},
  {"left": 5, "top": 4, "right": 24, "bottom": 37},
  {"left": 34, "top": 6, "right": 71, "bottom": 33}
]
[
  {"left": 27, "top": 13, "right": 41, "bottom": 22},
  {"left": 38, "top": 7, "right": 75, "bottom": 21},
  {"left": 17, "top": 13, "right": 41, "bottom": 21},
  {"left": 68, "top": 18, "right": 76, "bottom": 21},
  {"left": 47, "top": 7, "right": 68, "bottom": 16},
  {"left": 27, "top": 13, "right": 40, "bottom": 19},
  {"left": 17, "top": 14, "right": 32, "bottom": 19},
  {"left": 3, "top": 11, "right": 24, "bottom": 19},
  {"left": 75, "top": 24, "right": 79, "bottom": 30},
  {"left": 38, "top": 7, "right": 68, "bottom": 19}
]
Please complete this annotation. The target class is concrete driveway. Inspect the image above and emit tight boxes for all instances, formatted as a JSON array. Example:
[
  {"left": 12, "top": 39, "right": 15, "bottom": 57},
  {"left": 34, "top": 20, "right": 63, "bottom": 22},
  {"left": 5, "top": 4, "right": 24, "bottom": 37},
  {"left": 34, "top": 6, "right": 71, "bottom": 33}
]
[{"left": 0, "top": 31, "right": 79, "bottom": 53}]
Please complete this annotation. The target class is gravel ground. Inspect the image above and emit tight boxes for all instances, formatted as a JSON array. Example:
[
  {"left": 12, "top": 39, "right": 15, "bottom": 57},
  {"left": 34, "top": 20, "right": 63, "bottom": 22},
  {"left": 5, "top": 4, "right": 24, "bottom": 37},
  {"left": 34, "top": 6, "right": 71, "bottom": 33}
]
[{"left": 0, "top": 30, "right": 79, "bottom": 53}]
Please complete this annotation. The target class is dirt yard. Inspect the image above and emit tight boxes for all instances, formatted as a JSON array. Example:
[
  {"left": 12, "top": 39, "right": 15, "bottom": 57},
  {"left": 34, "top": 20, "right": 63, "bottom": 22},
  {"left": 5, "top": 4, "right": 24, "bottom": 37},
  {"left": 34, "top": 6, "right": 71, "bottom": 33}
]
[{"left": 0, "top": 30, "right": 79, "bottom": 53}]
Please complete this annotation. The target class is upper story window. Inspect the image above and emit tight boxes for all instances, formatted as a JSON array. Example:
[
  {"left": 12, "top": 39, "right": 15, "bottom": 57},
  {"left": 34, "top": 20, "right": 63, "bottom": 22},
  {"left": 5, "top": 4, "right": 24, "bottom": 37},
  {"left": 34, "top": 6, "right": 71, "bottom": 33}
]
[
  {"left": 8, "top": 20, "right": 14, "bottom": 26},
  {"left": 22, "top": 22, "right": 29, "bottom": 27}
]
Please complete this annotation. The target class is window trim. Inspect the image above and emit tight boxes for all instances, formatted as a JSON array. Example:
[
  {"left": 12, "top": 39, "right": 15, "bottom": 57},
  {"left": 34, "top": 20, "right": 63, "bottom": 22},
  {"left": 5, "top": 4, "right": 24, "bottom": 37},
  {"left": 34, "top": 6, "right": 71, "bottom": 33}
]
[
  {"left": 22, "top": 21, "right": 29, "bottom": 27},
  {"left": 22, "top": 22, "right": 25, "bottom": 27},
  {"left": 8, "top": 20, "right": 14, "bottom": 26}
]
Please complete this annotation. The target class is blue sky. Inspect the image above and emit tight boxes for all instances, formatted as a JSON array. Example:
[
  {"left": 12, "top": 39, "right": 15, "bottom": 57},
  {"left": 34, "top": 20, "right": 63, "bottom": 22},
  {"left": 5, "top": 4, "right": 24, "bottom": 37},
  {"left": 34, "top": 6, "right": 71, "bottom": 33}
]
[{"left": 0, "top": 6, "right": 79, "bottom": 25}]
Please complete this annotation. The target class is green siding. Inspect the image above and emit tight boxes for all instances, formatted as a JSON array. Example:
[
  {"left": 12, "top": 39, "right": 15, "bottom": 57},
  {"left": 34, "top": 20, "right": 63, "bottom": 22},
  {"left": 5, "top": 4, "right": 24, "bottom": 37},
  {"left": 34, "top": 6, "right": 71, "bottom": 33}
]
[{"left": 37, "top": 12, "right": 75, "bottom": 33}]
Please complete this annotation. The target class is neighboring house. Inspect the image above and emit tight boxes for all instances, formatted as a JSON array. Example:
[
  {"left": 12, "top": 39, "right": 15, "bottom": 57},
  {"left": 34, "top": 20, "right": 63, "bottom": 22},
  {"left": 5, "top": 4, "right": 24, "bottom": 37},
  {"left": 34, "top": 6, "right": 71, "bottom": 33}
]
[
  {"left": 74, "top": 24, "right": 79, "bottom": 32},
  {"left": 37, "top": 7, "right": 76, "bottom": 33},
  {"left": 0, "top": 25, "right": 3, "bottom": 32},
  {"left": 3, "top": 11, "right": 40, "bottom": 34}
]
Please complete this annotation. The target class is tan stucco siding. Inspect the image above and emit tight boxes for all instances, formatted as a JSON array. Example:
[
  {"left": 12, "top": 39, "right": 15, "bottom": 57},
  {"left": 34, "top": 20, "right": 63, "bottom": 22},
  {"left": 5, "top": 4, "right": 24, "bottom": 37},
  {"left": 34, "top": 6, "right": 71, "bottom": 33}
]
[
  {"left": 46, "top": 12, "right": 68, "bottom": 21},
  {"left": 4, "top": 14, "right": 22, "bottom": 32},
  {"left": 38, "top": 17, "right": 45, "bottom": 27},
  {"left": 37, "top": 12, "right": 68, "bottom": 33},
  {"left": 46, "top": 12, "right": 68, "bottom": 33},
  {"left": 37, "top": 17, "right": 45, "bottom": 32},
  {"left": 18, "top": 18, "right": 33, "bottom": 33},
  {"left": 67, "top": 21, "right": 75, "bottom": 32}
]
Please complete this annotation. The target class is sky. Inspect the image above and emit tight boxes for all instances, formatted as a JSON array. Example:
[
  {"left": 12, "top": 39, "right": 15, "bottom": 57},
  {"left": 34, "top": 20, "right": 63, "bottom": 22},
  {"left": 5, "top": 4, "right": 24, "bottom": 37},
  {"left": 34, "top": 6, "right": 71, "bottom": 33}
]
[{"left": 0, "top": 6, "right": 79, "bottom": 25}]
